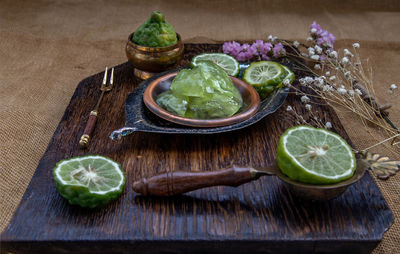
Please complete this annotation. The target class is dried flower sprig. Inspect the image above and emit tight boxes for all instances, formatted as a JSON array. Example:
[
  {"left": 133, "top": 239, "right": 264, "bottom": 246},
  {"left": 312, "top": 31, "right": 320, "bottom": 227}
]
[
  {"left": 276, "top": 22, "right": 400, "bottom": 155},
  {"left": 223, "top": 21, "right": 399, "bottom": 156}
]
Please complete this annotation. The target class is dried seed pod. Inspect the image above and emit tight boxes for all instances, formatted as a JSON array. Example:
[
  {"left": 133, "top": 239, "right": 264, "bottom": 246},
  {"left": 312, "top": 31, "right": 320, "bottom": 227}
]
[{"left": 359, "top": 151, "right": 400, "bottom": 180}]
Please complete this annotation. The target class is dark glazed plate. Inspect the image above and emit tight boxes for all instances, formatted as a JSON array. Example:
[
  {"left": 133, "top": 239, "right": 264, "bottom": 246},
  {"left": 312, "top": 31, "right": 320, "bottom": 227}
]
[
  {"left": 143, "top": 71, "right": 260, "bottom": 128},
  {"left": 110, "top": 68, "right": 289, "bottom": 140}
]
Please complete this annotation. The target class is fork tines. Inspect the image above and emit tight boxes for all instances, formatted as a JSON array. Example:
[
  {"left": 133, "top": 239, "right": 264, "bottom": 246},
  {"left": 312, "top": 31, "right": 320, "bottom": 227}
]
[{"left": 101, "top": 67, "right": 114, "bottom": 90}]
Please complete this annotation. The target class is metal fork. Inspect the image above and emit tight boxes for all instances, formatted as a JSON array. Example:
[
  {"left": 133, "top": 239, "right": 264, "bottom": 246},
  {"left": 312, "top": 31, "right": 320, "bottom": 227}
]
[{"left": 79, "top": 67, "right": 114, "bottom": 148}]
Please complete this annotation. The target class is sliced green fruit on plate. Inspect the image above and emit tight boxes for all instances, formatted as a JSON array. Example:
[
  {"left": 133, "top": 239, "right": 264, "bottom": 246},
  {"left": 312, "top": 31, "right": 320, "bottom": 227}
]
[
  {"left": 190, "top": 53, "right": 240, "bottom": 77},
  {"left": 276, "top": 125, "right": 356, "bottom": 184},
  {"left": 242, "top": 61, "right": 288, "bottom": 99},
  {"left": 53, "top": 155, "right": 126, "bottom": 208}
]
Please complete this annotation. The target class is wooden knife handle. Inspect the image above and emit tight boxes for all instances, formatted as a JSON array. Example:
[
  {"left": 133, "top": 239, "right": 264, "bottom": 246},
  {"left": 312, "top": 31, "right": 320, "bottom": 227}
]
[
  {"left": 79, "top": 110, "right": 97, "bottom": 148},
  {"left": 132, "top": 166, "right": 261, "bottom": 196}
]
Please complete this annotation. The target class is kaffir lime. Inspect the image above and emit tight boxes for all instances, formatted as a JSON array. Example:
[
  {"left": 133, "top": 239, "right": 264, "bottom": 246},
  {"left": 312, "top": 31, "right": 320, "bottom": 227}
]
[
  {"left": 190, "top": 53, "right": 240, "bottom": 77},
  {"left": 276, "top": 126, "right": 356, "bottom": 184},
  {"left": 53, "top": 155, "right": 126, "bottom": 208}
]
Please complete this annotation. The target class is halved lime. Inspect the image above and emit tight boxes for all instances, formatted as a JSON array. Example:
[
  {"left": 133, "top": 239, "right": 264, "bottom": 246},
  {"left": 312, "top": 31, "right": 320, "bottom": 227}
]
[
  {"left": 276, "top": 126, "right": 356, "bottom": 184},
  {"left": 243, "top": 61, "right": 287, "bottom": 99},
  {"left": 243, "top": 61, "right": 286, "bottom": 86},
  {"left": 53, "top": 155, "right": 126, "bottom": 208},
  {"left": 190, "top": 53, "right": 240, "bottom": 77}
]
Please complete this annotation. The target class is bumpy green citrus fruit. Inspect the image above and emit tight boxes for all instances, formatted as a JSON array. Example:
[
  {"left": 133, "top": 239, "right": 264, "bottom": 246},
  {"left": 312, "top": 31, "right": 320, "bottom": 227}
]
[
  {"left": 53, "top": 155, "right": 126, "bottom": 208},
  {"left": 243, "top": 61, "right": 289, "bottom": 99}
]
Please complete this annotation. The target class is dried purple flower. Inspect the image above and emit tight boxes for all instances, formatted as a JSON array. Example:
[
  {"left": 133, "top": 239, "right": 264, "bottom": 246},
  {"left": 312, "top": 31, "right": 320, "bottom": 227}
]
[
  {"left": 236, "top": 52, "right": 247, "bottom": 62},
  {"left": 317, "top": 30, "right": 336, "bottom": 48},
  {"left": 253, "top": 40, "right": 264, "bottom": 49},
  {"left": 223, "top": 40, "right": 276, "bottom": 62},
  {"left": 273, "top": 43, "right": 285, "bottom": 58},
  {"left": 260, "top": 42, "right": 272, "bottom": 55},
  {"left": 310, "top": 21, "right": 336, "bottom": 48},
  {"left": 261, "top": 54, "right": 270, "bottom": 60},
  {"left": 222, "top": 41, "right": 241, "bottom": 56},
  {"left": 310, "top": 21, "right": 322, "bottom": 32}
]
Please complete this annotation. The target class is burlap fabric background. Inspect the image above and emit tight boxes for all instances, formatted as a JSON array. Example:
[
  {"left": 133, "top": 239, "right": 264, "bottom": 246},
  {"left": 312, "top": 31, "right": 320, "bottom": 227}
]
[{"left": 1, "top": 0, "right": 399, "bottom": 252}]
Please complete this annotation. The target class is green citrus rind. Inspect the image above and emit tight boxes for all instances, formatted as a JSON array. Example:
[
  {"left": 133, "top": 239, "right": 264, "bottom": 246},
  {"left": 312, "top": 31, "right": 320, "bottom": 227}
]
[
  {"left": 53, "top": 155, "right": 126, "bottom": 208},
  {"left": 277, "top": 65, "right": 295, "bottom": 88},
  {"left": 276, "top": 125, "right": 356, "bottom": 184},
  {"left": 243, "top": 61, "right": 288, "bottom": 99},
  {"left": 190, "top": 53, "right": 240, "bottom": 77}
]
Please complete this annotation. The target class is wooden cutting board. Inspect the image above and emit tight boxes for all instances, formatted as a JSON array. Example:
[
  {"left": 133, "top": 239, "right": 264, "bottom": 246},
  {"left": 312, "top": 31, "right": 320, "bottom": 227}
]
[{"left": 1, "top": 44, "right": 393, "bottom": 254}]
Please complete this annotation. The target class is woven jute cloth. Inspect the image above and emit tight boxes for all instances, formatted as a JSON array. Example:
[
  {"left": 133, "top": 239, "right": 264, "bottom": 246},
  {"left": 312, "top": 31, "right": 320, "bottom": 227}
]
[{"left": 0, "top": 0, "right": 399, "bottom": 252}]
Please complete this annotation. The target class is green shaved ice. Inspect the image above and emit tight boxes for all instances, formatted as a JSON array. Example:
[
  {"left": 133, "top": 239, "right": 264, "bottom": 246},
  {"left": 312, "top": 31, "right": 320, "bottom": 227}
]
[
  {"left": 133, "top": 11, "right": 177, "bottom": 47},
  {"left": 156, "top": 61, "right": 243, "bottom": 119}
]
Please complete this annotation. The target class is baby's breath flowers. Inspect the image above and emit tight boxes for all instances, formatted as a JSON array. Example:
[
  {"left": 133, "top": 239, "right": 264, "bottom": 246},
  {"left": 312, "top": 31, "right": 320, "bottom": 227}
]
[
  {"left": 325, "top": 122, "right": 332, "bottom": 129},
  {"left": 285, "top": 102, "right": 330, "bottom": 130},
  {"left": 389, "top": 84, "right": 398, "bottom": 94},
  {"left": 273, "top": 21, "right": 399, "bottom": 155}
]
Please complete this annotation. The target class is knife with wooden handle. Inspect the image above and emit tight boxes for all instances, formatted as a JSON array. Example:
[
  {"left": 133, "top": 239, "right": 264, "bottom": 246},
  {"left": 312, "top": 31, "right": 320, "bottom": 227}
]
[{"left": 132, "top": 164, "right": 277, "bottom": 196}]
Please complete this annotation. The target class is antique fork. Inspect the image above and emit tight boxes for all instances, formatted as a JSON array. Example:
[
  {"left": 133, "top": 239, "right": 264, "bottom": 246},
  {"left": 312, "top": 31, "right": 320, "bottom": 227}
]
[{"left": 79, "top": 67, "right": 114, "bottom": 148}]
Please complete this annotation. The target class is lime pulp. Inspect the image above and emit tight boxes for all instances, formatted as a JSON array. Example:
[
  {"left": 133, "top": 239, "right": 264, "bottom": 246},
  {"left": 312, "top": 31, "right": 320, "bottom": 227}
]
[
  {"left": 190, "top": 53, "right": 240, "bottom": 77},
  {"left": 243, "top": 61, "right": 286, "bottom": 86}
]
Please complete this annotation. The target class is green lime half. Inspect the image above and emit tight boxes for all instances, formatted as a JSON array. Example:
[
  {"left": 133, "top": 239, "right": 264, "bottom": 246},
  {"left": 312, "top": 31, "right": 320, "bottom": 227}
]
[
  {"left": 53, "top": 155, "right": 126, "bottom": 208},
  {"left": 243, "top": 61, "right": 287, "bottom": 99},
  {"left": 243, "top": 61, "right": 286, "bottom": 86},
  {"left": 190, "top": 53, "right": 240, "bottom": 77},
  {"left": 276, "top": 126, "right": 356, "bottom": 184}
]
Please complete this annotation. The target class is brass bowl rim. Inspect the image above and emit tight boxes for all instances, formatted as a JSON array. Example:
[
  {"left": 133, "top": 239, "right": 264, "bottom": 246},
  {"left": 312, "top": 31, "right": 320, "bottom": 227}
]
[
  {"left": 143, "top": 72, "right": 261, "bottom": 128},
  {"left": 127, "top": 32, "right": 182, "bottom": 52},
  {"left": 275, "top": 158, "right": 367, "bottom": 190}
]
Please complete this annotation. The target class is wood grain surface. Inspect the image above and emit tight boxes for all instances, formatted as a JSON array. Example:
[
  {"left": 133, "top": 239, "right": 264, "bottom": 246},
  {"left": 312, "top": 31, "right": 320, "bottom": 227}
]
[{"left": 1, "top": 44, "right": 393, "bottom": 254}]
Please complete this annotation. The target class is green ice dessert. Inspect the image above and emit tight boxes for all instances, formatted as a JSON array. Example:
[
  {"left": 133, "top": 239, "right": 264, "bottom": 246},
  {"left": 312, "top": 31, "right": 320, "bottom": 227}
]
[
  {"left": 156, "top": 61, "right": 243, "bottom": 119},
  {"left": 132, "top": 11, "right": 178, "bottom": 47}
]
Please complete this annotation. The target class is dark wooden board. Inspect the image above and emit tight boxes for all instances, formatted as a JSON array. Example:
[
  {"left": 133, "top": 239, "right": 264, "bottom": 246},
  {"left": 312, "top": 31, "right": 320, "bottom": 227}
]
[{"left": 1, "top": 44, "right": 393, "bottom": 254}]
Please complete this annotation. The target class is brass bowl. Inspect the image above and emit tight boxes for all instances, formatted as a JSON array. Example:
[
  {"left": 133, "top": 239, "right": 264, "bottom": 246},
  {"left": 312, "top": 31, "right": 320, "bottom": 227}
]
[
  {"left": 143, "top": 72, "right": 261, "bottom": 128},
  {"left": 126, "top": 33, "right": 184, "bottom": 79},
  {"left": 273, "top": 159, "right": 368, "bottom": 200}
]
